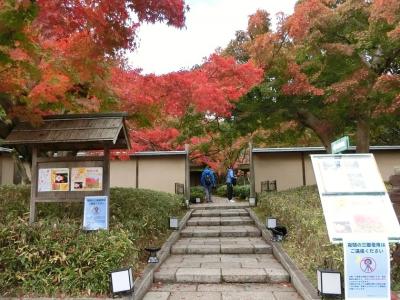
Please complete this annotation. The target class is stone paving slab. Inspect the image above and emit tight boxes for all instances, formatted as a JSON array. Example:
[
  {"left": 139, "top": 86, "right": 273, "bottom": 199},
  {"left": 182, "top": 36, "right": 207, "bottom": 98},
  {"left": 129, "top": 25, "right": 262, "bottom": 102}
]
[
  {"left": 190, "top": 202, "right": 249, "bottom": 210},
  {"left": 171, "top": 237, "right": 272, "bottom": 254},
  {"left": 221, "top": 268, "right": 267, "bottom": 283},
  {"left": 147, "top": 283, "right": 302, "bottom": 300},
  {"left": 181, "top": 225, "right": 261, "bottom": 237},
  {"left": 187, "top": 216, "right": 253, "bottom": 226},
  {"left": 191, "top": 209, "right": 249, "bottom": 217},
  {"left": 175, "top": 268, "right": 221, "bottom": 283},
  {"left": 150, "top": 282, "right": 296, "bottom": 293},
  {"left": 169, "top": 292, "right": 221, "bottom": 300},
  {"left": 156, "top": 254, "right": 289, "bottom": 284}
]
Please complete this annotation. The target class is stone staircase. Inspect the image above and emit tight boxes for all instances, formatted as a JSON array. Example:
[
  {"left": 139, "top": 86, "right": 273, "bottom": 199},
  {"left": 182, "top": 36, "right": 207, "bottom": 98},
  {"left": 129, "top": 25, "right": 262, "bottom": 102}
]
[{"left": 143, "top": 206, "right": 303, "bottom": 299}]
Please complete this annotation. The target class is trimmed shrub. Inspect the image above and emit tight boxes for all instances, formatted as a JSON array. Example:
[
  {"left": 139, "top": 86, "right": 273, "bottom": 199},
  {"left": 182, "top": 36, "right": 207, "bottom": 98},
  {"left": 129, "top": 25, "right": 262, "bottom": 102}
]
[
  {"left": 215, "top": 185, "right": 227, "bottom": 197},
  {"left": 190, "top": 185, "right": 205, "bottom": 202},
  {"left": 0, "top": 185, "right": 185, "bottom": 296},
  {"left": 234, "top": 185, "right": 250, "bottom": 199},
  {"left": 215, "top": 184, "right": 249, "bottom": 199}
]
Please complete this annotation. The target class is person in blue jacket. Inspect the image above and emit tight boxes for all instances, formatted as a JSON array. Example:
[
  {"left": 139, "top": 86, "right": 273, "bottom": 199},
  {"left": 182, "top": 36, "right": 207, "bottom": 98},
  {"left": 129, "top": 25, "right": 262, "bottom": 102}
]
[
  {"left": 200, "top": 166, "right": 216, "bottom": 203},
  {"left": 226, "top": 166, "right": 236, "bottom": 202}
]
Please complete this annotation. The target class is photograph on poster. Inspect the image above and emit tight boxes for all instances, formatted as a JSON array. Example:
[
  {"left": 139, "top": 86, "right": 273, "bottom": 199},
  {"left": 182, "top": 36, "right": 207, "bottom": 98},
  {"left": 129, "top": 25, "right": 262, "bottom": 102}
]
[
  {"left": 71, "top": 167, "right": 103, "bottom": 191},
  {"left": 38, "top": 168, "right": 69, "bottom": 192},
  {"left": 322, "top": 194, "right": 400, "bottom": 242}
]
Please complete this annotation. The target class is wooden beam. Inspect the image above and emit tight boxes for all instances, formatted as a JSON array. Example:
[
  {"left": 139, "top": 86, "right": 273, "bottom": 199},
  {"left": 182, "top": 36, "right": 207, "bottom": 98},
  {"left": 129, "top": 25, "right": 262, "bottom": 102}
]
[
  {"left": 185, "top": 144, "right": 190, "bottom": 201},
  {"left": 136, "top": 156, "right": 139, "bottom": 189},
  {"left": 301, "top": 152, "right": 306, "bottom": 186},
  {"left": 103, "top": 146, "right": 110, "bottom": 230},
  {"left": 249, "top": 142, "right": 256, "bottom": 198}
]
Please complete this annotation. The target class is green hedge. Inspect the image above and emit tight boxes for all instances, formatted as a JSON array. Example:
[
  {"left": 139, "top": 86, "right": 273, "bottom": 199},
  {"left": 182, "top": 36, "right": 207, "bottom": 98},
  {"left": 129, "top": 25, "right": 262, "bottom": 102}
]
[
  {"left": 215, "top": 184, "right": 250, "bottom": 199},
  {"left": 190, "top": 186, "right": 205, "bottom": 201},
  {"left": 0, "top": 185, "right": 185, "bottom": 296},
  {"left": 254, "top": 186, "right": 400, "bottom": 290}
]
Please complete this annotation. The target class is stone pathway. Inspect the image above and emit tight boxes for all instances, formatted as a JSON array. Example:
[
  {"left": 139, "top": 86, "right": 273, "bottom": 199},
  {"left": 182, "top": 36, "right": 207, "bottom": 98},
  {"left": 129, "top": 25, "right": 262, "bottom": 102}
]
[{"left": 143, "top": 201, "right": 303, "bottom": 300}]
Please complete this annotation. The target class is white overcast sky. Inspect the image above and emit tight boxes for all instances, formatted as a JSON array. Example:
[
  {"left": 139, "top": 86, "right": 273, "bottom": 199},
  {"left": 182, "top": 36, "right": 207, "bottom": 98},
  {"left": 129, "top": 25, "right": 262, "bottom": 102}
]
[{"left": 128, "top": 0, "right": 297, "bottom": 75}]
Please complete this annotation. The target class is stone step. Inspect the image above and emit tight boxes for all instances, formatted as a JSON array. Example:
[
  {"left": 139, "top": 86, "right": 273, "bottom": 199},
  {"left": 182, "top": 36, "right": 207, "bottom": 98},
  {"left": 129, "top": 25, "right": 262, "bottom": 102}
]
[
  {"left": 190, "top": 203, "right": 249, "bottom": 210},
  {"left": 181, "top": 225, "right": 261, "bottom": 238},
  {"left": 154, "top": 254, "right": 290, "bottom": 284},
  {"left": 187, "top": 216, "right": 253, "bottom": 226},
  {"left": 192, "top": 209, "right": 249, "bottom": 217},
  {"left": 145, "top": 283, "right": 302, "bottom": 300},
  {"left": 171, "top": 237, "right": 272, "bottom": 254}
]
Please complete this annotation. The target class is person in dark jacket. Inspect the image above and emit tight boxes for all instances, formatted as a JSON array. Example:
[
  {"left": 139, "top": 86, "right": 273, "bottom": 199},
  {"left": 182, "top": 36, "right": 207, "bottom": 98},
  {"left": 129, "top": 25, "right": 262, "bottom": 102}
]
[{"left": 200, "top": 166, "right": 216, "bottom": 203}]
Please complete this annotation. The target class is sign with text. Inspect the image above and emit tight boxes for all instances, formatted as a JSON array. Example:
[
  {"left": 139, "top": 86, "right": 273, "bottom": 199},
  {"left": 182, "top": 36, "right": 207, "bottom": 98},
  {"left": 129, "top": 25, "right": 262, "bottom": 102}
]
[
  {"left": 83, "top": 196, "right": 108, "bottom": 230},
  {"left": 311, "top": 154, "right": 400, "bottom": 243},
  {"left": 331, "top": 136, "right": 350, "bottom": 154},
  {"left": 344, "top": 238, "right": 390, "bottom": 299},
  {"left": 311, "top": 154, "right": 385, "bottom": 195}
]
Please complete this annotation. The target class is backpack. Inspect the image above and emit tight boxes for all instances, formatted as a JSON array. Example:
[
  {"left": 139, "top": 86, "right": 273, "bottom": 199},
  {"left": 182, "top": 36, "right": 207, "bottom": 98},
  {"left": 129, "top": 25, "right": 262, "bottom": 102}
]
[
  {"left": 231, "top": 176, "right": 237, "bottom": 186},
  {"left": 205, "top": 174, "right": 212, "bottom": 186}
]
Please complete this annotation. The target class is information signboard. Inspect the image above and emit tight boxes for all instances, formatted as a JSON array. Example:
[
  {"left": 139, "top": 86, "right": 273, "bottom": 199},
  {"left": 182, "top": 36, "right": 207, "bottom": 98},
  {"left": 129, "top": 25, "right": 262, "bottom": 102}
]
[
  {"left": 311, "top": 154, "right": 400, "bottom": 243},
  {"left": 331, "top": 136, "right": 350, "bottom": 154},
  {"left": 344, "top": 237, "right": 390, "bottom": 299},
  {"left": 83, "top": 196, "right": 108, "bottom": 230}
]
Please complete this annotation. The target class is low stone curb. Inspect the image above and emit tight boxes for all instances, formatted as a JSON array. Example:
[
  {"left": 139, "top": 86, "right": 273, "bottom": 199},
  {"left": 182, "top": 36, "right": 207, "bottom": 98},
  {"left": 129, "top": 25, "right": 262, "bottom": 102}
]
[
  {"left": 132, "top": 208, "right": 193, "bottom": 300},
  {"left": 246, "top": 208, "right": 320, "bottom": 300}
]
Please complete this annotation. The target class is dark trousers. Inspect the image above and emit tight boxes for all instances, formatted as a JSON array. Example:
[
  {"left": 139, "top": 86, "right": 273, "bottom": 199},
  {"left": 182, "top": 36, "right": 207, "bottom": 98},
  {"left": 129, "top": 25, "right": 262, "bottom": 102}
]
[{"left": 227, "top": 183, "right": 233, "bottom": 200}]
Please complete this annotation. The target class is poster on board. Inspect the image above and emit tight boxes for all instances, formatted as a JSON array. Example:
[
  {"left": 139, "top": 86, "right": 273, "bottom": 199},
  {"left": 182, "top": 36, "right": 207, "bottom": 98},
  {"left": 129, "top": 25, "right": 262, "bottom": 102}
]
[
  {"left": 311, "top": 154, "right": 400, "bottom": 243},
  {"left": 38, "top": 168, "right": 69, "bottom": 192},
  {"left": 344, "top": 237, "right": 390, "bottom": 300},
  {"left": 83, "top": 196, "right": 108, "bottom": 230},
  {"left": 311, "top": 154, "right": 386, "bottom": 194},
  {"left": 71, "top": 167, "right": 103, "bottom": 191}
]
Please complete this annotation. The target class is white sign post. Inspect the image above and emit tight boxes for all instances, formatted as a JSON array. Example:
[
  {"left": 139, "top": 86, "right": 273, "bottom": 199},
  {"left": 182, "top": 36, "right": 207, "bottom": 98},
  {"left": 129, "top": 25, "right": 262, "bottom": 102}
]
[{"left": 311, "top": 153, "right": 400, "bottom": 300}]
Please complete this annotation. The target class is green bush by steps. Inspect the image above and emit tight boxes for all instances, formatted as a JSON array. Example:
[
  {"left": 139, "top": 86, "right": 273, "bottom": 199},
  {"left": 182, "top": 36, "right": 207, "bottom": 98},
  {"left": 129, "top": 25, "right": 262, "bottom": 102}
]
[
  {"left": 190, "top": 186, "right": 205, "bottom": 201},
  {"left": 254, "top": 185, "right": 400, "bottom": 290},
  {"left": 0, "top": 185, "right": 185, "bottom": 296},
  {"left": 215, "top": 184, "right": 250, "bottom": 199}
]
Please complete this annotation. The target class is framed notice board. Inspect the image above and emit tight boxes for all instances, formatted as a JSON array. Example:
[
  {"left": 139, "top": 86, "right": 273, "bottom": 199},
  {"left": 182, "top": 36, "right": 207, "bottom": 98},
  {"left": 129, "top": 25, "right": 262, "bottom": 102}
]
[{"left": 311, "top": 154, "right": 400, "bottom": 243}]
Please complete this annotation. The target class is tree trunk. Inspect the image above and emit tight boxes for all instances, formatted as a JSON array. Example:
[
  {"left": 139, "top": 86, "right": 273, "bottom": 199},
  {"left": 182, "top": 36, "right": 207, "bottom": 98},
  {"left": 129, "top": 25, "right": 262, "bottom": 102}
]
[
  {"left": 296, "top": 109, "right": 335, "bottom": 153},
  {"left": 356, "top": 118, "right": 370, "bottom": 153},
  {"left": 11, "top": 150, "right": 31, "bottom": 184}
]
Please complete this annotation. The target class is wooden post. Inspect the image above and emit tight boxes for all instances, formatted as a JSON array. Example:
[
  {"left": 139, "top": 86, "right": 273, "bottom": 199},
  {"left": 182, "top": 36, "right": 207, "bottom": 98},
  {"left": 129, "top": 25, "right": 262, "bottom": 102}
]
[
  {"left": 249, "top": 142, "right": 256, "bottom": 198},
  {"left": 185, "top": 144, "right": 190, "bottom": 201},
  {"left": 135, "top": 156, "right": 139, "bottom": 189},
  {"left": 29, "top": 146, "right": 38, "bottom": 224},
  {"left": 301, "top": 152, "right": 306, "bottom": 186},
  {"left": 103, "top": 147, "right": 110, "bottom": 229}
]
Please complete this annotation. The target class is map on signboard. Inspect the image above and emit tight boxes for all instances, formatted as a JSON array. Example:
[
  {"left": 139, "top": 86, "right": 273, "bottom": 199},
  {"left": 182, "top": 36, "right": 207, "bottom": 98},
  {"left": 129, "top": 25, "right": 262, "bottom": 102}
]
[
  {"left": 38, "top": 168, "right": 69, "bottom": 192},
  {"left": 71, "top": 167, "right": 103, "bottom": 191},
  {"left": 312, "top": 155, "right": 386, "bottom": 194},
  {"left": 311, "top": 154, "right": 400, "bottom": 243}
]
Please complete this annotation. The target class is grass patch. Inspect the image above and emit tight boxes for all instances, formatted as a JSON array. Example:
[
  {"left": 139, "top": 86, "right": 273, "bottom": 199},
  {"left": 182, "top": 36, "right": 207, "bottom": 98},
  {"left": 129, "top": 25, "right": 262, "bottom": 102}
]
[
  {"left": 0, "top": 185, "right": 186, "bottom": 297},
  {"left": 254, "top": 185, "right": 400, "bottom": 291}
]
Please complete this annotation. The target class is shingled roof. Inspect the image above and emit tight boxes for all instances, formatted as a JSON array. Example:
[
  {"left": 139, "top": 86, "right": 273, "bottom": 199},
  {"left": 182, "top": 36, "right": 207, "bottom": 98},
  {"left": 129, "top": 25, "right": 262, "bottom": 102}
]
[{"left": 3, "top": 113, "right": 130, "bottom": 151}]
